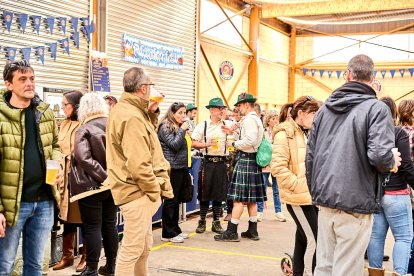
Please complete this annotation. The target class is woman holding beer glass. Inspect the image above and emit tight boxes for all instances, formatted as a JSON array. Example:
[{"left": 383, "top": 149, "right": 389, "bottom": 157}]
[
  {"left": 158, "top": 102, "right": 192, "bottom": 243},
  {"left": 53, "top": 90, "right": 87, "bottom": 272},
  {"left": 70, "top": 93, "right": 118, "bottom": 275}
]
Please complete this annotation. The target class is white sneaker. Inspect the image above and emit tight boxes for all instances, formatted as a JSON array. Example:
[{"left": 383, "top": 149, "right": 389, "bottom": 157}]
[
  {"left": 161, "top": 235, "right": 184, "bottom": 243},
  {"left": 257, "top": 212, "right": 263, "bottom": 222},
  {"left": 178, "top": 232, "right": 189, "bottom": 239},
  {"left": 274, "top": 212, "right": 287, "bottom": 222}
]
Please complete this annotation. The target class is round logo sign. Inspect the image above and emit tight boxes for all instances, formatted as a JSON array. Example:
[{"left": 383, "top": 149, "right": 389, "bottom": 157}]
[{"left": 219, "top": 61, "right": 234, "bottom": 80}]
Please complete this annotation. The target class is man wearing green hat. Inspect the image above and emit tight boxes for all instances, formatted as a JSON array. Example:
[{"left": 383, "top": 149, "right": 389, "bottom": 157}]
[
  {"left": 185, "top": 103, "right": 197, "bottom": 134},
  {"left": 191, "top": 97, "right": 233, "bottom": 234},
  {"left": 214, "top": 92, "right": 266, "bottom": 242}
]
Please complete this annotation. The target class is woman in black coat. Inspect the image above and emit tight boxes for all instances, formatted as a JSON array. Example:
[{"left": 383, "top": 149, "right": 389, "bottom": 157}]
[{"left": 157, "top": 102, "right": 191, "bottom": 243}]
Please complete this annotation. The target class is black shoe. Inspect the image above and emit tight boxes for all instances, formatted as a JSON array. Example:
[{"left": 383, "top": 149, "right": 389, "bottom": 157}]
[
  {"left": 212, "top": 220, "right": 224, "bottom": 233},
  {"left": 98, "top": 258, "right": 116, "bottom": 276},
  {"left": 241, "top": 221, "right": 260, "bottom": 241},
  {"left": 214, "top": 222, "right": 240, "bottom": 242},
  {"left": 196, "top": 219, "right": 206, "bottom": 233},
  {"left": 72, "top": 262, "right": 98, "bottom": 276}
]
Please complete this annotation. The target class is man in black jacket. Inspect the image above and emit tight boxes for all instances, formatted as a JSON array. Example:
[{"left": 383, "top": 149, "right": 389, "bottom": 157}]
[{"left": 306, "top": 54, "right": 401, "bottom": 276}]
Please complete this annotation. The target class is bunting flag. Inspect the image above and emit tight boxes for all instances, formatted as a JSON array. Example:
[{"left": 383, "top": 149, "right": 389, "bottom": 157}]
[
  {"left": 58, "top": 17, "right": 67, "bottom": 34},
  {"left": 399, "top": 69, "right": 405, "bottom": 77},
  {"left": 390, "top": 69, "right": 396, "bottom": 78},
  {"left": 71, "top": 17, "right": 79, "bottom": 32},
  {"left": 327, "top": 70, "right": 333, "bottom": 78},
  {"left": 31, "top": 15, "right": 42, "bottom": 34},
  {"left": 336, "top": 70, "right": 341, "bottom": 79},
  {"left": 81, "top": 26, "right": 90, "bottom": 43},
  {"left": 21, "top": 47, "right": 31, "bottom": 62},
  {"left": 409, "top": 68, "right": 414, "bottom": 77},
  {"left": 46, "top": 16, "right": 55, "bottom": 35},
  {"left": 89, "top": 20, "right": 95, "bottom": 34},
  {"left": 60, "top": 38, "right": 70, "bottom": 55},
  {"left": 35, "top": 46, "right": 45, "bottom": 64},
  {"left": 6, "top": 47, "right": 17, "bottom": 61},
  {"left": 48, "top": 43, "right": 57, "bottom": 61},
  {"left": 3, "top": 11, "right": 13, "bottom": 32},
  {"left": 18, "top": 13, "right": 28, "bottom": 33},
  {"left": 381, "top": 70, "right": 386, "bottom": 79},
  {"left": 373, "top": 71, "right": 377, "bottom": 78},
  {"left": 81, "top": 16, "right": 90, "bottom": 32},
  {"left": 311, "top": 69, "right": 316, "bottom": 77},
  {"left": 302, "top": 68, "right": 308, "bottom": 75},
  {"left": 71, "top": 31, "right": 80, "bottom": 49},
  {"left": 319, "top": 69, "right": 325, "bottom": 77}
]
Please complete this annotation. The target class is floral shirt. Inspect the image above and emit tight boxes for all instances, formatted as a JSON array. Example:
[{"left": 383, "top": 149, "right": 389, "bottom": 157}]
[{"left": 402, "top": 126, "right": 414, "bottom": 162}]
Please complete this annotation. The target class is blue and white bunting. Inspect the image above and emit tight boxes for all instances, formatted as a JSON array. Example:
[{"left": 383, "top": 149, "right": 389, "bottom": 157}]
[
  {"left": 48, "top": 43, "right": 57, "bottom": 61},
  {"left": 35, "top": 46, "right": 45, "bottom": 65},
  {"left": 319, "top": 69, "right": 325, "bottom": 77},
  {"left": 60, "top": 38, "right": 70, "bottom": 55},
  {"left": 409, "top": 68, "right": 414, "bottom": 77},
  {"left": 58, "top": 17, "right": 67, "bottom": 35},
  {"left": 336, "top": 71, "right": 341, "bottom": 79},
  {"left": 21, "top": 47, "right": 32, "bottom": 62},
  {"left": 31, "top": 15, "right": 42, "bottom": 34},
  {"left": 390, "top": 69, "right": 396, "bottom": 78},
  {"left": 302, "top": 68, "right": 308, "bottom": 75},
  {"left": 327, "top": 70, "right": 333, "bottom": 78},
  {"left": 46, "top": 16, "right": 55, "bottom": 35},
  {"left": 6, "top": 47, "right": 17, "bottom": 61},
  {"left": 18, "top": 14, "right": 28, "bottom": 33},
  {"left": 311, "top": 69, "right": 316, "bottom": 77},
  {"left": 399, "top": 69, "right": 405, "bottom": 78},
  {"left": 381, "top": 70, "right": 386, "bottom": 79},
  {"left": 71, "top": 32, "right": 80, "bottom": 49},
  {"left": 3, "top": 11, "right": 13, "bottom": 33},
  {"left": 373, "top": 71, "right": 377, "bottom": 78},
  {"left": 71, "top": 17, "right": 79, "bottom": 32}
]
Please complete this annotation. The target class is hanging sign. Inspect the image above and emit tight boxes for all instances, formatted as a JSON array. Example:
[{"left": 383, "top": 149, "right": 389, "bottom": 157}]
[
  {"left": 122, "top": 34, "right": 184, "bottom": 70},
  {"left": 90, "top": 51, "right": 111, "bottom": 93},
  {"left": 219, "top": 61, "right": 234, "bottom": 80}
]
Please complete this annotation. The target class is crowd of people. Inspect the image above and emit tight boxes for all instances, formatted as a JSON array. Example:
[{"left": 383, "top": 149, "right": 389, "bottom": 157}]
[{"left": 0, "top": 54, "right": 413, "bottom": 276}]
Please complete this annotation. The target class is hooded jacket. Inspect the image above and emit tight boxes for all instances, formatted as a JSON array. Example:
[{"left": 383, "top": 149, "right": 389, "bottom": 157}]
[
  {"left": 0, "top": 90, "right": 61, "bottom": 226},
  {"left": 306, "top": 81, "right": 395, "bottom": 214},
  {"left": 157, "top": 123, "right": 188, "bottom": 170}
]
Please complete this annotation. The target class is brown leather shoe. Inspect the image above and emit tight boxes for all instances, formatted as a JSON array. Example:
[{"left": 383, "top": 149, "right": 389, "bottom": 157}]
[
  {"left": 53, "top": 233, "right": 75, "bottom": 270},
  {"left": 76, "top": 243, "right": 87, "bottom": 272}
]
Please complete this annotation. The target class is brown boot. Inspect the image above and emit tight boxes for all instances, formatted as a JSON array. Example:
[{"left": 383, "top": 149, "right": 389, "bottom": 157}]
[
  {"left": 391, "top": 273, "right": 401, "bottom": 276},
  {"left": 53, "top": 232, "right": 75, "bottom": 270},
  {"left": 368, "top": 267, "right": 385, "bottom": 276},
  {"left": 76, "top": 241, "right": 87, "bottom": 272}
]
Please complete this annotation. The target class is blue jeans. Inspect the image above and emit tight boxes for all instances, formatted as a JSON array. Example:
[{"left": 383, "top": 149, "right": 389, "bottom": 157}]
[
  {"left": 408, "top": 210, "right": 414, "bottom": 274},
  {"left": 368, "top": 194, "right": 413, "bottom": 275},
  {"left": 257, "top": 172, "right": 282, "bottom": 213},
  {"left": 0, "top": 200, "right": 54, "bottom": 276}
]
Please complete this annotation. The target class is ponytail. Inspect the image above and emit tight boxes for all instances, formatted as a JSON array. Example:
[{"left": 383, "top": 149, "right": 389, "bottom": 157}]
[{"left": 279, "top": 103, "right": 294, "bottom": 123}]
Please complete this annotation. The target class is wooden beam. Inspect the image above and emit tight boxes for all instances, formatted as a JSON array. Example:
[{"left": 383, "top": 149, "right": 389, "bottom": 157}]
[
  {"left": 248, "top": 6, "right": 260, "bottom": 97},
  {"left": 200, "top": 44, "right": 230, "bottom": 107},
  {"left": 295, "top": 69, "right": 333, "bottom": 94},
  {"left": 201, "top": 6, "right": 251, "bottom": 34},
  {"left": 227, "top": 56, "right": 253, "bottom": 104},
  {"left": 288, "top": 25, "right": 296, "bottom": 103},
  {"left": 395, "top": 89, "right": 414, "bottom": 101},
  {"left": 261, "top": 0, "right": 414, "bottom": 18}
]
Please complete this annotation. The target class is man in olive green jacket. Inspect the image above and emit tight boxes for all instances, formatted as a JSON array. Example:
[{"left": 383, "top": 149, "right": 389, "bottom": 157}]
[
  {"left": 0, "top": 60, "right": 61, "bottom": 275},
  {"left": 106, "top": 67, "right": 173, "bottom": 276}
]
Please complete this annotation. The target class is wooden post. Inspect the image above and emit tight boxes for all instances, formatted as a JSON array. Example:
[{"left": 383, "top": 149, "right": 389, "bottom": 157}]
[
  {"left": 248, "top": 6, "right": 259, "bottom": 97},
  {"left": 288, "top": 25, "right": 296, "bottom": 103}
]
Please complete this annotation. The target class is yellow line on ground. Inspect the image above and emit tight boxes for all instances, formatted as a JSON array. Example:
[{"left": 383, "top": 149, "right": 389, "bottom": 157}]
[{"left": 166, "top": 244, "right": 282, "bottom": 261}]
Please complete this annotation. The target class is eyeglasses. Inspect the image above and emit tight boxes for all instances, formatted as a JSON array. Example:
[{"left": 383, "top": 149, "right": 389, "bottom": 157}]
[
  {"left": 4, "top": 60, "right": 31, "bottom": 79},
  {"left": 296, "top": 96, "right": 314, "bottom": 108}
]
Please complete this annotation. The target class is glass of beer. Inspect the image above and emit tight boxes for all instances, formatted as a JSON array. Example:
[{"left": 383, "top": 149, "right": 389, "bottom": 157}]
[
  {"left": 227, "top": 135, "right": 235, "bottom": 152},
  {"left": 211, "top": 137, "right": 219, "bottom": 151},
  {"left": 46, "top": 160, "right": 60, "bottom": 185},
  {"left": 149, "top": 87, "right": 164, "bottom": 103}
]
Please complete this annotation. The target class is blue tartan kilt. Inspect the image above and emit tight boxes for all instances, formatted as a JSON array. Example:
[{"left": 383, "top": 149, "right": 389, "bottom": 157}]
[{"left": 227, "top": 154, "right": 267, "bottom": 203}]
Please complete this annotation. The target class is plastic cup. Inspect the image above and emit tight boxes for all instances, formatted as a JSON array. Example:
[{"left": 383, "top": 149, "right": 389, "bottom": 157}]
[
  {"left": 391, "top": 147, "right": 398, "bottom": 155},
  {"left": 45, "top": 160, "right": 60, "bottom": 185},
  {"left": 149, "top": 87, "right": 164, "bottom": 103},
  {"left": 211, "top": 137, "right": 219, "bottom": 151}
]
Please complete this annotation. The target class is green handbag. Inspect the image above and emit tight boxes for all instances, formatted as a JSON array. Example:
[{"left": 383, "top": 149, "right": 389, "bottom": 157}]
[{"left": 256, "top": 136, "right": 272, "bottom": 167}]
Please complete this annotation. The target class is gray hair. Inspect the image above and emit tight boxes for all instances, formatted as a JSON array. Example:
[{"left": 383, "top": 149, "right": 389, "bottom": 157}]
[
  {"left": 123, "top": 67, "right": 148, "bottom": 93},
  {"left": 347, "top": 54, "right": 374, "bottom": 82},
  {"left": 77, "top": 93, "right": 108, "bottom": 122},
  {"left": 263, "top": 110, "right": 279, "bottom": 128}
]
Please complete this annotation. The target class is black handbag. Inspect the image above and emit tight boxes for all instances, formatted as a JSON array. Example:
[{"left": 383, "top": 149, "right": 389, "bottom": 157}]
[{"left": 181, "top": 173, "right": 194, "bottom": 203}]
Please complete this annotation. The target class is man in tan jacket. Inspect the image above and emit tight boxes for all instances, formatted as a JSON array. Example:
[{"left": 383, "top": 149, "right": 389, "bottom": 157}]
[{"left": 106, "top": 67, "right": 173, "bottom": 276}]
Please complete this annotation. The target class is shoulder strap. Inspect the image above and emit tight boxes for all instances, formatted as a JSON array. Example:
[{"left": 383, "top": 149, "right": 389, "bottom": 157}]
[
  {"left": 204, "top": 120, "right": 208, "bottom": 155},
  {"left": 223, "top": 120, "right": 227, "bottom": 155}
]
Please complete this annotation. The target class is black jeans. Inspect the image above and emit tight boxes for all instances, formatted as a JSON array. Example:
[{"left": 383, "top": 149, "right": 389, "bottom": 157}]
[
  {"left": 162, "top": 168, "right": 188, "bottom": 238},
  {"left": 78, "top": 190, "right": 119, "bottom": 263}
]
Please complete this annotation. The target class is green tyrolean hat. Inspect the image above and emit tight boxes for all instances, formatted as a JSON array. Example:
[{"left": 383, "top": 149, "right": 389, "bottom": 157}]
[
  {"left": 234, "top": 92, "right": 257, "bottom": 106},
  {"left": 186, "top": 103, "right": 197, "bottom": 112},
  {"left": 205, "top": 98, "right": 226, "bottom": 109}
]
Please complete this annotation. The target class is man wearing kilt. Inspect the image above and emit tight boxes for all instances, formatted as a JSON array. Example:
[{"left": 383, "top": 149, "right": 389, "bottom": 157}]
[
  {"left": 191, "top": 98, "right": 233, "bottom": 234},
  {"left": 215, "top": 93, "right": 267, "bottom": 242}
]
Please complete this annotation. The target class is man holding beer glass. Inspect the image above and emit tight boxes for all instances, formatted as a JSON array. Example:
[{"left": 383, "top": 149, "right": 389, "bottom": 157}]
[{"left": 0, "top": 60, "right": 62, "bottom": 275}]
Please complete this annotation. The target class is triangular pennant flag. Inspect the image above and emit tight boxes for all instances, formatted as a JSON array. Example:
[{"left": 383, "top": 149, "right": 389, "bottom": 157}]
[
  {"left": 48, "top": 43, "right": 57, "bottom": 61},
  {"left": 311, "top": 69, "right": 316, "bottom": 77},
  {"left": 81, "top": 17, "right": 90, "bottom": 32},
  {"left": 81, "top": 26, "right": 90, "bottom": 43},
  {"left": 71, "top": 17, "right": 79, "bottom": 32},
  {"left": 60, "top": 38, "right": 70, "bottom": 55},
  {"left": 302, "top": 68, "right": 308, "bottom": 75},
  {"left": 327, "top": 70, "right": 333, "bottom": 78},
  {"left": 58, "top": 17, "right": 67, "bottom": 35},
  {"left": 319, "top": 70, "right": 325, "bottom": 77},
  {"left": 3, "top": 11, "right": 14, "bottom": 33},
  {"left": 31, "top": 15, "right": 42, "bottom": 34},
  {"left": 18, "top": 14, "right": 28, "bottom": 33},
  {"left": 381, "top": 70, "right": 386, "bottom": 79},
  {"left": 399, "top": 69, "right": 405, "bottom": 78},
  {"left": 409, "top": 68, "right": 414, "bottom": 77},
  {"left": 373, "top": 71, "right": 377, "bottom": 78},
  {"left": 21, "top": 47, "right": 31, "bottom": 62},
  {"left": 71, "top": 32, "right": 80, "bottom": 49},
  {"left": 336, "top": 70, "right": 341, "bottom": 79},
  {"left": 89, "top": 20, "right": 95, "bottom": 34},
  {"left": 35, "top": 46, "right": 45, "bottom": 65},
  {"left": 390, "top": 69, "right": 396, "bottom": 78},
  {"left": 46, "top": 16, "right": 55, "bottom": 35},
  {"left": 6, "top": 47, "right": 17, "bottom": 61}
]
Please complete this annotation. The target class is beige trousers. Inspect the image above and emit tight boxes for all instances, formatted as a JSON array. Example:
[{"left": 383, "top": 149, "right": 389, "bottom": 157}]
[
  {"left": 314, "top": 206, "right": 373, "bottom": 276},
  {"left": 115, "top": 195, "right": 161, "bottom": 276}
]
